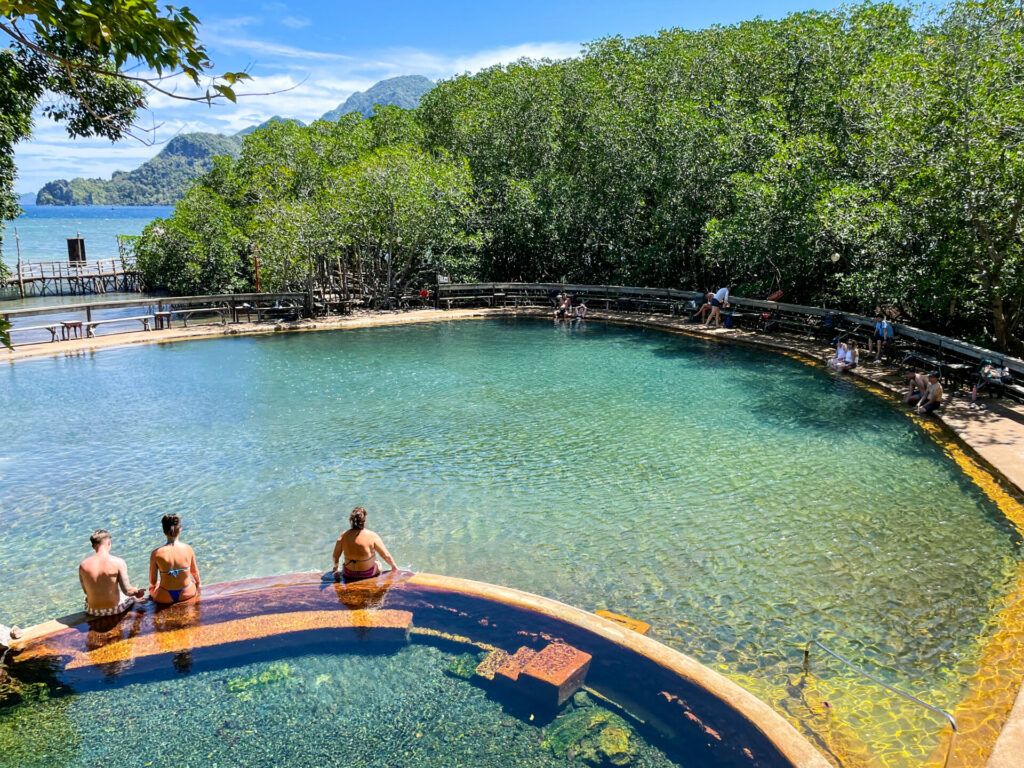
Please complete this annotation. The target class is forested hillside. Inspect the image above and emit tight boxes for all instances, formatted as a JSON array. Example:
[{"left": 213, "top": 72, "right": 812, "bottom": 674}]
[
  {"left": 136, "top": 0, "right": 1024, "bottom": 353},
  {"left": 36, "top": 133, "right": 242, "bottom": 205},
  {"left": 33, "top": 76, "right": 432, "bottom": 206},
  {"left": 318, "top": 75, "right": 434, "bottom": 120}
]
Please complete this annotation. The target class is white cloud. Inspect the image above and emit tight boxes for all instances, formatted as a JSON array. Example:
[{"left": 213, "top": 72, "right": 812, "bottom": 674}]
[
  {"left": 281, "top": 16, "right": 312, "bottom": 29},
  {"left": 209, "top": 35, "right": 354, "bottom": 61}
]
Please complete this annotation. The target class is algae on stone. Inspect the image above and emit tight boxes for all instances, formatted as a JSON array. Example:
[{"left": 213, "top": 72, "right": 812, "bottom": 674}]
[
  {"left": 445, "top": 652, "right": 486, "bottom": 681},
  {"left": 543, "top": 706, "right": 637, "bottom": 766},
  {"left": 226, "top": 661, "right": 293, "bottom": 700}
]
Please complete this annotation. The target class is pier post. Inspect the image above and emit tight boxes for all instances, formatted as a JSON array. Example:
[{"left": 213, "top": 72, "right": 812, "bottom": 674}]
[{"left": 14, "top": 227, "right": 25, "bottom": 299}]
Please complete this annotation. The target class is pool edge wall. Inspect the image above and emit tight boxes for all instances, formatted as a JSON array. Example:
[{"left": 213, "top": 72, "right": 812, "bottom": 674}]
[{"left": 406, "top": 573, "right": 832, "bottom": 768}]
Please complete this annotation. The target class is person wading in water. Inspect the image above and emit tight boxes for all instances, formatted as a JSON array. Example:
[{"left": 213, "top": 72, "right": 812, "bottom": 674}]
[{"left": 332, "top": 507, "right": 398, "bottom": 581}]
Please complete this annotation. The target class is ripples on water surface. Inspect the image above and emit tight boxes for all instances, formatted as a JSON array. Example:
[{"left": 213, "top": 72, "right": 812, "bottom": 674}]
[{"left": 0, "top": 318, "right": 1020, "bottom": 764}]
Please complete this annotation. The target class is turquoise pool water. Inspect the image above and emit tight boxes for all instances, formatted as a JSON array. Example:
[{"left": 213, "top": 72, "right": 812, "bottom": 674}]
[
  {"left": 1, "top": 318, "right": 1020, "bottom": 763},
  {"left": 1, "top": 643, "right": 676, "bottom": 768}
]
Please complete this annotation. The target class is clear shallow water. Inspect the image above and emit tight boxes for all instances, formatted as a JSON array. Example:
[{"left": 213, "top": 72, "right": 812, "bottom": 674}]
[
  {"left": 2, "top": 205, "right": 170, "bottom": 267},
  {"left": 0, "top": 645, "right": 676, "bottom": 768},
  {"left": 0, "top": 319, "right": 1020, "bottom": 763}
]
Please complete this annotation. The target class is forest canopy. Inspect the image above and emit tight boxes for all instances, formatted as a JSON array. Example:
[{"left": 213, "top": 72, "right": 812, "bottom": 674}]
[{"left": 136, "top": 0, "right": 1024, "bottom": 353}]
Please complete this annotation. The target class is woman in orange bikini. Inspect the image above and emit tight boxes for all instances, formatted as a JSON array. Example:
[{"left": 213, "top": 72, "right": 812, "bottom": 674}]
[
  {"left": 331, "top": 507, "right": 398, "bottom": 581},
  {"left": 149, "top": 514, "right": 201, "bottom": 604}
]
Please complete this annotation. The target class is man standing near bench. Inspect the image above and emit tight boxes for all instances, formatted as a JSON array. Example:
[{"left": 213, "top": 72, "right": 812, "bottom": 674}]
[
  {"left": 704, "top": 284, "right": 732, "bottom": 329},
  {"left": 79, "top": 529, "right": 146, "bottom": 617},
  {"left": 869, "top": 315, "right": 895, "bottom": 363}
]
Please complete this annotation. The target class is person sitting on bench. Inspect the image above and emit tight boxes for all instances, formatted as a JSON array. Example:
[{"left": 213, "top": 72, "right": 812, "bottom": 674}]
[
  {"left": 691, "top": 292, "right": 713, "bottom": 323},
  {"left": 909, "top": 372, "right": 944, "bottom": 414}
]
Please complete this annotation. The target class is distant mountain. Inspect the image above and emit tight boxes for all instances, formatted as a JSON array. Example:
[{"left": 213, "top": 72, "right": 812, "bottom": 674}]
[
  {"left": 35, "top": 75, "right": 435, "bottom": 205},
  {"left": 36, "top": 133, "right": 243, "bottom": 206},
  {"left": 17, "top": 192, "right": 35, "bottom": 205},
  {"left": 319, "top": 75, "right": 434, "bottom": 121},
  {"left": 236, "top": 115, "right": 306, "bottom": 137}
]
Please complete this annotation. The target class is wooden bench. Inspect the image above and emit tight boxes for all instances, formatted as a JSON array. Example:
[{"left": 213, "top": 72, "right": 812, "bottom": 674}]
[
  {"left": 61, "top": 321, "right": 83, "bottom": 340},
  {"left": 233, "top": 304, "right": 299, "bottom": 323},
  {"left": 763, "top": 317, "right": 819, "bottom": 338},
  {"left": 441, "top": 295, "right": 493, "bottom": 309},
  {"left": 178, "top": 307, "right": 229, "bottom": 327},
  {"left": 84, "top": 315, "right": 153, "bottom": 337},
  {"left": 8, "top": 324, "right": 62, "bottom": 345}
]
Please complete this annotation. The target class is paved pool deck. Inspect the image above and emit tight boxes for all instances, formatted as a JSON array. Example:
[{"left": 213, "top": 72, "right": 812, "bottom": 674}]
[{"left": 5, "top": 304, "right": 1024, "bottom": 768}]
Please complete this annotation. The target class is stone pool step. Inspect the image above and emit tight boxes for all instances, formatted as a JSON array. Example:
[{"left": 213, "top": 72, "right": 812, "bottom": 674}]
[
  {"left": 22, "top": 609, "right": 414, "bottom": 670},
  {"left": 479, "top": 642, "right": 592, "bottom": 708},
  {"left": 595, "top": 610, "right": 651, "bottom": 636}
]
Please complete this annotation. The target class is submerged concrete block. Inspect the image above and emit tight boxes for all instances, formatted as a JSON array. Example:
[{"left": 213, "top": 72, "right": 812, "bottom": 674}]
[
  {"left": 518, "top": 643, "right": 592, "bottom": 707},
  {"left": 475, "top": 648, "right": 510, "bottom": 681},
  {"left": 595, "top": 610, "right": 651, "bottom": 636},
  {"left": 494, "top": 646, "right": 537, "bottom": 684}
]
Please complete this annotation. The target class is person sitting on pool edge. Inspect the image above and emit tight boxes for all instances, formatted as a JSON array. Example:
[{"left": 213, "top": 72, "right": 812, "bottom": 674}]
[
  {"left": 149, "top": 514, "right": 201, "bottom": 604},
  {"left": 79, "top": 529, "right": 146, "bottom": 617},
  {"left": 909, "top": 371, "right": 944, "bottom": 415},
  {"left": 332, "top": 507, "right": 398, "bottom": 581}
]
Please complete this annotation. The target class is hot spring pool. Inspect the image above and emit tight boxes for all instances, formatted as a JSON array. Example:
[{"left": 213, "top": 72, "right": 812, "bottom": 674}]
[{"left": 1, "top": 317, "right": 1021, "bottom": 766}]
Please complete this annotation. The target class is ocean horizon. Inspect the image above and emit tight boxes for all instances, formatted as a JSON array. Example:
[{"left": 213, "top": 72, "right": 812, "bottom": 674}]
[{"left": 2, "top": 204, "right": 172, "bottom": 267}]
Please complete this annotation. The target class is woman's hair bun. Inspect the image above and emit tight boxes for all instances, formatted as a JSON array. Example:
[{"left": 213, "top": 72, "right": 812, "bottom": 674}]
[{"left": 349, "top": 507, "right": 368, "bottom": 530}]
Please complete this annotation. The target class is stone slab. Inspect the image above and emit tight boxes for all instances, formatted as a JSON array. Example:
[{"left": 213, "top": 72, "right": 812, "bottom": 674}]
[
  {"left": 519, "top": 642, "right": 592, "bottom": 707},
  {"left": 595, "top": 610, "right": 651, "bottom": 636},
  {"left": 494, "top": 646, "right": 537, "bottom": 684},
  {"left": 475, "top": 648, "right": 510, "bottom": 681}
]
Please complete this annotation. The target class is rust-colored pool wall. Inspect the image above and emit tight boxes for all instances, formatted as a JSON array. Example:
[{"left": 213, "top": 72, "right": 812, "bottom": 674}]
[{"left": 11, "top": 572, "right": 831, "bottom": 768}]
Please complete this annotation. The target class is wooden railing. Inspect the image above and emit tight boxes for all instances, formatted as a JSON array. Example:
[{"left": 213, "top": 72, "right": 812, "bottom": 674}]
[
  {"left": 437, "top": 282, "right": 1024, "bottom": 378},
  {"left": 12, "top": 257, "right": 136, "bottom": 279}
]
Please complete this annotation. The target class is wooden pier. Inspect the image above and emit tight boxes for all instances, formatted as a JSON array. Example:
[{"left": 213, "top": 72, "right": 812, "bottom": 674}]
[{"left": 4, "top": 257, "right": 142, "bottom": 298}]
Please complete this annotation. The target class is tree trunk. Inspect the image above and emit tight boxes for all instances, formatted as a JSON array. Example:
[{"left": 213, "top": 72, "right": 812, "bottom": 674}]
[{"left": 991, "top": 293, "right": 1009, "bottom": 353}]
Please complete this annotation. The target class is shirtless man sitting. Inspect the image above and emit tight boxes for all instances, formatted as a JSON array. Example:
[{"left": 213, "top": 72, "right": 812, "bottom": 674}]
[
  {"left": 909, "top": 371, "right": 944, "bottom": 415},
  {"left": 79, "top": 529, "right": 146, "bottom": 617},
  {"left": 331, "top": 507, "right": 398, "bottom": 581}
]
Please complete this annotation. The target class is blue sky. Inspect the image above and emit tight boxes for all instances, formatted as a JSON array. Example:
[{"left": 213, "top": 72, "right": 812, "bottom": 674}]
[{"left": 13, "top": 0, "right": 844, "bottom": 194}]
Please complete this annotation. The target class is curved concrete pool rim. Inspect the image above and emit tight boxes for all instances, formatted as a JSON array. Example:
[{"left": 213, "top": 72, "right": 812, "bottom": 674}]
[{"left": 10, "top": 571, "right": 831, "bottom": 768}]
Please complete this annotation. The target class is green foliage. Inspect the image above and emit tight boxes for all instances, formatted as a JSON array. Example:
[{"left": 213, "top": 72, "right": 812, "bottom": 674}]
[
  {"left": 36, "top": 132, "right": 243, "bottom": 205},
  {"left": 137, "top": 116, "right": 484, "bottom": 298},
  {"left": 139, "top": 0, "right": 1024, "bottom": 351},
  {"left": 0, "top": 315, "right": 10, "bottom": 350},
  {"left": 134, "top": 187, "right": 249, "bottom": 294},
  {"left": 319, "top": 74, "right": 434, "bottom": 120}
]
